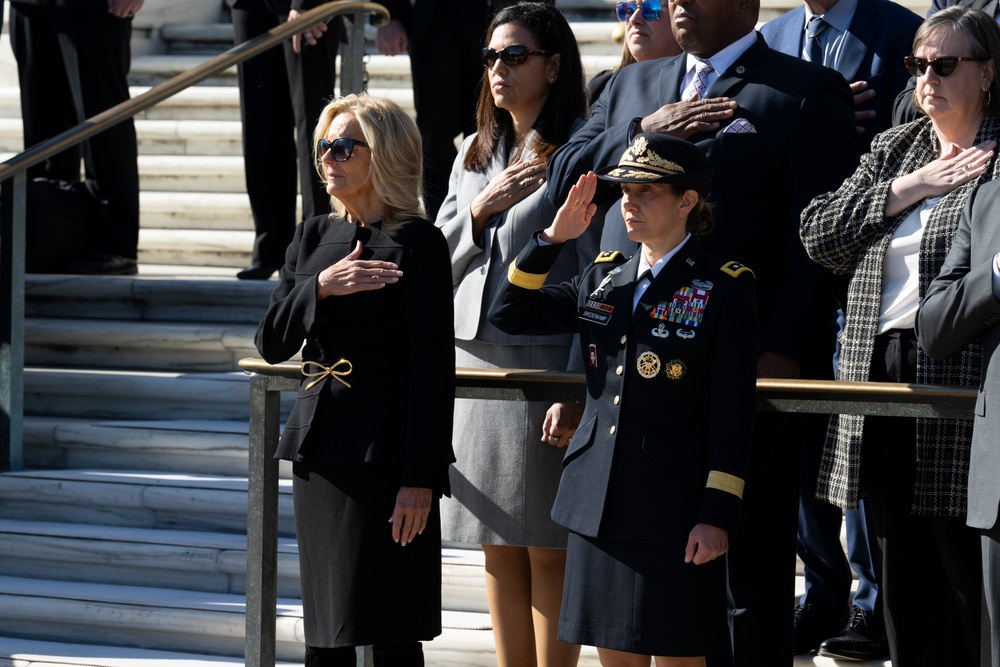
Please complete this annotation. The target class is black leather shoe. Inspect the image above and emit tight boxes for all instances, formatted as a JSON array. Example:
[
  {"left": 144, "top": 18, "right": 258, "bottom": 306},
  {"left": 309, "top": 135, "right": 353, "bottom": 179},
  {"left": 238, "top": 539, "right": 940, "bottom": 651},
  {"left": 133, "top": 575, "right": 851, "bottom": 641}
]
[
  {"left": 793, "top": 603, "right": 847, "bottom": 655},
  {"left": 66, "top": 253, "right": 138, "bottom": 276},
  {"left": 236, "top": 264, "right": 279, "bottom": 280},
  {"left": 818, "top": 605, "right": 889, "bottom": 661}
]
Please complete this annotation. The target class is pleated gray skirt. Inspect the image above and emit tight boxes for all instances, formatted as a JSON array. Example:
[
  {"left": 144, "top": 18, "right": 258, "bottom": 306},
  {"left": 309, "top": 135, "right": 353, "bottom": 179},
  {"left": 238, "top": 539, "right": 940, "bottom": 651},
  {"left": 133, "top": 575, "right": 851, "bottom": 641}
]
[{"left": 293, "top": 460, "right": 442, "bottom": 647}]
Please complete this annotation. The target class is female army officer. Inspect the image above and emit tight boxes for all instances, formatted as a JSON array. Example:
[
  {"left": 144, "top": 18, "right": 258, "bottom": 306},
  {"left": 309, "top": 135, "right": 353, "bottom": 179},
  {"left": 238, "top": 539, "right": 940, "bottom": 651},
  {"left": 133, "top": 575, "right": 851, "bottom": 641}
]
[{"left": 489, "top": 133, "right": 759, "bottom": 666}]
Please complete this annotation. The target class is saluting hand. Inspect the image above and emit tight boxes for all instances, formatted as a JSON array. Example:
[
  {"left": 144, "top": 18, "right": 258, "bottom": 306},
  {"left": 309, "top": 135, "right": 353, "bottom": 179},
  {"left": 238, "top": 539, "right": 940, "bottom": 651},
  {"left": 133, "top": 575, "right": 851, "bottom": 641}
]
[
  {"left": 390, "top": 486, "right": 432, "bottom": 547},
  {"left": 684, "top": 523, "right": 728, "bottom": 565},
  {"left": 316, "top": 241, "right": 403, "bottom": 298},
  {"left": 640, "top": 95, "right": 738, "bottom": 140},
  {"left": 540, "top": 171, "right": 597, "bottom": 244}
]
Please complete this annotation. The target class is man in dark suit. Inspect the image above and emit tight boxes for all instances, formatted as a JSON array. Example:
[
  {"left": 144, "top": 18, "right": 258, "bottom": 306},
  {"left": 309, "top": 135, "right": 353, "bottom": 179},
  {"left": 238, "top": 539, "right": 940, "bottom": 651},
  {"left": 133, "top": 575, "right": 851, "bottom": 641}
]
[
  {"left": 375, "top": 0, "right": 498, "bottom": 219},
  {"left": 8, "top": 0, "right": 143, "bottom": 275},
  {"left": 545, "top": 0, "right": 858, "bottom": 663},
  {"left": 916, "top": 179, "right": 1000, "bottom": 667},
  {"left": 228, "top": 0, "right": 339, "bottom": 280},
  {"left": 761, "top": 0, "right": 919, "bottom": 658}
]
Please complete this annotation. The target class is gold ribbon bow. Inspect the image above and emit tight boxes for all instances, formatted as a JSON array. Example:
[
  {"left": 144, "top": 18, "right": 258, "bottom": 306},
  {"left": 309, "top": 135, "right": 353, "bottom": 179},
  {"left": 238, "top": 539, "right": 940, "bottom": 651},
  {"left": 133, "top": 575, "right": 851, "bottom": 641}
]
[{"left": 301, "top": 359, "right": 353, "bottom": 391}]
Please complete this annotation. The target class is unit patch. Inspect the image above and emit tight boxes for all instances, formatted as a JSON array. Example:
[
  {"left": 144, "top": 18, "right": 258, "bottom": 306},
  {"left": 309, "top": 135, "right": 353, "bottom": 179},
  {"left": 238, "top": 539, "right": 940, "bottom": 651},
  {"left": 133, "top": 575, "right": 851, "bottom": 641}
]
[{"left": 588, "top": 344, "right": 599, "bottom": 368}]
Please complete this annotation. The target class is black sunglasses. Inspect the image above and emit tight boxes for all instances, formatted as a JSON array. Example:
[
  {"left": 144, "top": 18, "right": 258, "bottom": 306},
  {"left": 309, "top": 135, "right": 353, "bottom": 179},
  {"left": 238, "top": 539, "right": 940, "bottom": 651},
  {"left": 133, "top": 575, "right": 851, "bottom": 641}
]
[
  {"left": 616, "top": 0, "right": 663, "bottom": 21},
  {"left": 481, "top": 45, "right": 556, "bottom": 68},
  {"left": 903, "top": 55, "right": 986, "bottom": 77},
  {"left": 318, "top": 137, "right": 369, "bottom": 162}
]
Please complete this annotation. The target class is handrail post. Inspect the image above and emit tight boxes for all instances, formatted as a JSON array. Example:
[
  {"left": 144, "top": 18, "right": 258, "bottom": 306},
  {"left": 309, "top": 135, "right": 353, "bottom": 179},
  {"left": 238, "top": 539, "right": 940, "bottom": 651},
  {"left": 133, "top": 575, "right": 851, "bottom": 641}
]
[
  {"left": 245, "top": 373, "right": 282, "bottom": 667},
  {"left": 0, "top": 172, "right": 26, "bottom": 472},
  {"left": 341, "top": 10, "right": 369, "bottom": 94}
]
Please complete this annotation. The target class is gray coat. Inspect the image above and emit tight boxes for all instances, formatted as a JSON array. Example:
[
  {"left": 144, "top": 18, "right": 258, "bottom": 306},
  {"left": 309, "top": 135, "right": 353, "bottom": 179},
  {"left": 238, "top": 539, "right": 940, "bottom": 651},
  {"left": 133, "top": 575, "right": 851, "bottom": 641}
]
[
  {"left": 917, "top": 179, "right": 1000, "bottom": 530},
  {"left": 800, "top": 116, "right": 1000, "bottom": 516}
]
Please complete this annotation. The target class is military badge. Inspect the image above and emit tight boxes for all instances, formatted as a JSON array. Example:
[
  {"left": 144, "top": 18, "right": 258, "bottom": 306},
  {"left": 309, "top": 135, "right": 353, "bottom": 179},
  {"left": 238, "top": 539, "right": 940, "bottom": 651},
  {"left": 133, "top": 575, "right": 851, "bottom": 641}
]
[
  {"left": 676, "top": 329, "right": 696, "bottom": 339},
  {"left": 636, "top": 351, "right": 661, "bottom": 379},
  {"left": 652, "top": 323, "right": 670, "bottom": 339},
  {"left": 650, "top": 301, "right": 670, "bottom": 320},
  {"left": 667, "top": 283, "right": 711, "bottom": 327},
  {"left": 664, "top": 359, "right": 687, "bottom": 380}
]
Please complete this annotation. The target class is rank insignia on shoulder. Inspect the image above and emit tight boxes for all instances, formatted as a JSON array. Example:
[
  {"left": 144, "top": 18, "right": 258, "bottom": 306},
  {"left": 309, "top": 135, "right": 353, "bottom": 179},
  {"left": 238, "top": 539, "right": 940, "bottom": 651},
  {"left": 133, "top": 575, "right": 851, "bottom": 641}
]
[
  {"left": 721, "top": 261, "right": 755, "bottom": 279},
  {"left": 594, "top": 251, "right": 624, "bottom": 264}
]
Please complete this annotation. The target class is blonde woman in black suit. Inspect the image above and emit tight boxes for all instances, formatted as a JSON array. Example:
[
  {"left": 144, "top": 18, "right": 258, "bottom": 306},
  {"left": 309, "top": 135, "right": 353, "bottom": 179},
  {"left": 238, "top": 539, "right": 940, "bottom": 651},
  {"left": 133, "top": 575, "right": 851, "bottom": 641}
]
[
  {"left": 255, "top": 94, "right": 455, "bottom": 667},
  {"left": 801, "top": 8, "right": 1000, "bottom": 665}
]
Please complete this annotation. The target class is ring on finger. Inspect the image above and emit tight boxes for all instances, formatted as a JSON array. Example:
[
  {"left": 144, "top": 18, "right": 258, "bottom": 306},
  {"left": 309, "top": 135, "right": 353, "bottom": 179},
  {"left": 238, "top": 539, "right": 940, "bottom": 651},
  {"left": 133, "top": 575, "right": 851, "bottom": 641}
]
[
  {"left": 550, "top": 435, "right": 560, "bottom": 441},
  {"left": 519, "top": 178, "right": 530, "bottom": 188},
  {"left": 962, "top": 164, "right": 971, "bottom": 173}
]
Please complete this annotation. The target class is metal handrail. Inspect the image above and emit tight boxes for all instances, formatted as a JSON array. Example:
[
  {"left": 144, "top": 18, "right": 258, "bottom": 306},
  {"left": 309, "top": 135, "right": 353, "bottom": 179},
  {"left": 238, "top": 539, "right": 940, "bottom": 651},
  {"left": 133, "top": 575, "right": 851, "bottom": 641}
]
[
  {"left": 0, "top": 1, "right": 391, "bottom": 473},
  {"left": 238, "top": 358, "right": 977, "bottom": 667}
]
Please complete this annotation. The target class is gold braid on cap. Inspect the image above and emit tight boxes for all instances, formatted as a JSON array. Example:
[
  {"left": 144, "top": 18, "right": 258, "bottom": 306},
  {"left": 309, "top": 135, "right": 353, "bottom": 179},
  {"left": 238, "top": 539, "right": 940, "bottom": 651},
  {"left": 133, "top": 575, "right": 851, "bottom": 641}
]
[{"left": 618, "top": 136, "right": 685, "bottom": 175}]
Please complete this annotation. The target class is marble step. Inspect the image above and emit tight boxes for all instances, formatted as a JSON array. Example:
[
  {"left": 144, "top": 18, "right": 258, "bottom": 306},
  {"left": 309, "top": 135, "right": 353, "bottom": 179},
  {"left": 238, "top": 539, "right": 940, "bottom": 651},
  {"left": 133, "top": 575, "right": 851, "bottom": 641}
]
[
  {"left": 26, "top": 317, "right": 257, "bottom": 371},
  {"left": 24, "top": 368, "right": 268, "bottom": 421},
  {"left": 0, "top": 636, "right": 300, "bottom": 667},
  {"left": 138, "top": 228, "right": 256, "bottom": 268},
  {"left": 25, "top": 275, "right": 272, "bottom": 324},
  {"left": 0, "top": 517, "right": 488, "bottom": 612},
  {"left": 23, "top": 417, "right": 281, "bottom": 479},
  {"left": 0, "top": 469, "right": 295, "bottom": 536},
  {"left": 138, "top": 191, "right": 256, "bottom": 231},
  {"left": 0, "top": 572, "right": 524, "bottom": 665}
]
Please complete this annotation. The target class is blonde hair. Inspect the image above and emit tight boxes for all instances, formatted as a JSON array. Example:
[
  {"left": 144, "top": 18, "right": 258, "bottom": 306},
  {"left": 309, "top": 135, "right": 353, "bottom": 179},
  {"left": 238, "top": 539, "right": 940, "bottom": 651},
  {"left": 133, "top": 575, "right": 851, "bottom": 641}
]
[{"left": 313, "top": 94, "right": 425, "bottom": 231}]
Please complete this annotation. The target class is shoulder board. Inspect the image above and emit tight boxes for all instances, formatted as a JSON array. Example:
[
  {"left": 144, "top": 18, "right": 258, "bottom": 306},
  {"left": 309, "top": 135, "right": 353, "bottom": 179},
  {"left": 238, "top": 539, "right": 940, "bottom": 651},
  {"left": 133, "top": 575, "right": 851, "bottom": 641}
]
[
  {"left": 720, "top": 261, "right": 755, "bottom": 279},
  {"left": 594, "top": 251, "right": 625, "bottom": 264}
]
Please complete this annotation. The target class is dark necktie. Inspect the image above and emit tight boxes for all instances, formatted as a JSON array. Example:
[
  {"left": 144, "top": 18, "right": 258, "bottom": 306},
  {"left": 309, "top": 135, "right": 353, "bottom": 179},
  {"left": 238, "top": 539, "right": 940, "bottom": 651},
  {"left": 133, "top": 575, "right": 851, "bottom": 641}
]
[{"left": 806, "top": 15, "right": 829, "bottom": 65}]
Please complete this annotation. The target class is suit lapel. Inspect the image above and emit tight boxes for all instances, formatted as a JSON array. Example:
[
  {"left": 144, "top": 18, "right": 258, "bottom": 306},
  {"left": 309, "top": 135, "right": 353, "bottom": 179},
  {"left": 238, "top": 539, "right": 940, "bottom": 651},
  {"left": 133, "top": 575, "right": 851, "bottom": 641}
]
[
  {"left": 707, "top": 33, "right": 768, "bottom": 99},
  {"left": 839, "top": 0, "right": 876, "bottom": 83},
  {"left": 659, "top": 54, "right": 688, "bottom": 104},
  {"left": 769, "top": 8, "right": 806, "bottom": 56}
]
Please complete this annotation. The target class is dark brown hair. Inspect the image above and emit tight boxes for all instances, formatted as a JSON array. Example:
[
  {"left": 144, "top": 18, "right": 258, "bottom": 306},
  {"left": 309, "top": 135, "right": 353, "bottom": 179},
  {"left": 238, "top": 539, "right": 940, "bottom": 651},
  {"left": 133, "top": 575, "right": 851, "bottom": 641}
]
[{"left": 464, "top": 2, "right": 587, "bottom": 171}]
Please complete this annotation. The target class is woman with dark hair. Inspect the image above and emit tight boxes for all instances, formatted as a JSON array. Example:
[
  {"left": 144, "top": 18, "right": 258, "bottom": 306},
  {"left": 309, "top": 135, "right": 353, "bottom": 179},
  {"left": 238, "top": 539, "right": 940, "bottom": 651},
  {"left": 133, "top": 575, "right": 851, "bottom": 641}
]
[
  {"left": 801, "top": 7, "right": 1000, "bottom": 665},
  {"left": 433, "top": 3, "right": 592, "bottom": 665},
  {"left": 489, "top": 133, "right": 758, "bottom": 667},
  {"left": 255, "top": 93, "right": 455, "bottom": 667}
]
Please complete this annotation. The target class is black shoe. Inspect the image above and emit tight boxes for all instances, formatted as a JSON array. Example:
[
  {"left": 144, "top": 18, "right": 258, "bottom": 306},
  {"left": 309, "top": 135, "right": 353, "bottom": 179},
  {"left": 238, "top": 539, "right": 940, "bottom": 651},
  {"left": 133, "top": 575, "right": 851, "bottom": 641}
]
[
  {"left": 66, "top": 253, "right": 138, "bottom": 276},
  {"left": 818, "top": 605, "right": 889, "bottom": 661},
  {"left": 236, "top": 264, "right": 279, "bottom": 280},
  {"left": 793, "top": 603, "right": 847, "bottom": 655}
]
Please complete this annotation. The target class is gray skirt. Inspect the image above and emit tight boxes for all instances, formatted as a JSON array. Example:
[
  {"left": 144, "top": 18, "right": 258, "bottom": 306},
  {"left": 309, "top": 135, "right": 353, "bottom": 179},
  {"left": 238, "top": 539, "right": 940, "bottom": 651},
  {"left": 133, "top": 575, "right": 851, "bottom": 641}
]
[{"left": 442, "top": 339, "right": 571, "bottom": 548}]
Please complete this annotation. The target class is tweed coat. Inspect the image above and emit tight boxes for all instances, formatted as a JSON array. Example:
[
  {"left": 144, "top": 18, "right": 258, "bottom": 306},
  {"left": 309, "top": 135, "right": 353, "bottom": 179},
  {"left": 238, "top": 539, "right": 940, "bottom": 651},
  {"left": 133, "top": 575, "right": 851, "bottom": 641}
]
[{"left": 800, "top": 115, "right": 1000, "bottom": 516}]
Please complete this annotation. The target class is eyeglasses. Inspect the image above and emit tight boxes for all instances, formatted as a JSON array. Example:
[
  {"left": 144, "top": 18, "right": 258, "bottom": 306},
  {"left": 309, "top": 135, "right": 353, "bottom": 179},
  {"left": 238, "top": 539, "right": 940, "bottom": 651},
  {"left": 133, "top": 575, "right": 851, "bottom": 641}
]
[
  {"left": 616, "top": 0, "right": 663, "bottom": 22},
  {"left": 481, "top": 45, "right": 556, "bottom": 68},
  {"left": 903, "top": 55, "right": 986, "bottom": 77},
  {"left": 318, "top": 137, "right": 369, "bottom": 162}
]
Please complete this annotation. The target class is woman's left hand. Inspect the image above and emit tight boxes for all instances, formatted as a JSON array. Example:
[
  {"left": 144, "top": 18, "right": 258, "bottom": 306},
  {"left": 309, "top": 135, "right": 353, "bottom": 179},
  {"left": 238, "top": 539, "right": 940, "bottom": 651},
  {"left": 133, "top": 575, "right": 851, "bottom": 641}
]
[
  {"left": 541, "top": 402, "right": 583, "bottom": 447},
  {"left": 389, "top": 486, "right": 432, "bottom": 547},
  {"left": 684, "top": 523, "right": 728, "bottom": 565}
]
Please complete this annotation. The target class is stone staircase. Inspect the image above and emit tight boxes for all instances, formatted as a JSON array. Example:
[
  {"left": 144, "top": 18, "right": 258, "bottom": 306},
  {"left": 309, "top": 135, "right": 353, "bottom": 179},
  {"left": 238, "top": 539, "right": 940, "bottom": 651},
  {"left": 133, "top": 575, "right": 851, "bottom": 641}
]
[{"left": 0, "top": 3, "right": 903, "bottom": 666}]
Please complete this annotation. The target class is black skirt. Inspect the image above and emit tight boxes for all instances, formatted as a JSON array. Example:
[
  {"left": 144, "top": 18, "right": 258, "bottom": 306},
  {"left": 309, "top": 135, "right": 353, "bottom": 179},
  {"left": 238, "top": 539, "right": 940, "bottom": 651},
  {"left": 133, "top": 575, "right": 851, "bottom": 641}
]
[
  {"left": 293, "top": 460, "right": 443, "bottom": 647},
  {"left": 558, "top": 531, "right": 731, "bottom": 656}
]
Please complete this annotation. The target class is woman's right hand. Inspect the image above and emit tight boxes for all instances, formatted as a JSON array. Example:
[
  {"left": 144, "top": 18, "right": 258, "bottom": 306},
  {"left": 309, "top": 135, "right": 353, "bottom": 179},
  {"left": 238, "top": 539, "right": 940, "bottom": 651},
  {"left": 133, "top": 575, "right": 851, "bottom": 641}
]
[
  {"left": 470, "top": 157, "right": 547, "bottom": 232},
  {"left": 540, "top": 171, "right": 598, "bottom": 244},
  {"left": 885, "top": 140, "right": 996, "bottom": 217},
  {"left": 316, "top": 241, "right": 402, "bottom": 299}
]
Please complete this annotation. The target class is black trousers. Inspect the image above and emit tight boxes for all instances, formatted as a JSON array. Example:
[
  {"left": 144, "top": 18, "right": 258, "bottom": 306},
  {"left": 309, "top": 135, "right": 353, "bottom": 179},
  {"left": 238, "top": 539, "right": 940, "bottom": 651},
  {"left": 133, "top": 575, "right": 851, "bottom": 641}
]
[
  {"left": 232, "top": 0, "right": 338, "bottom": 268},
  {"left": 305, "top": 643, "right": 424, "bottom": 667},
  {"left": 407, "top": 0, "right": 486, "bottom": 219},
  {"left": 863, "top": 329, "right": 982, "bottom": 667},
  {"left": 9, "top": 1, "right": 140, "bottom": 259}
]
